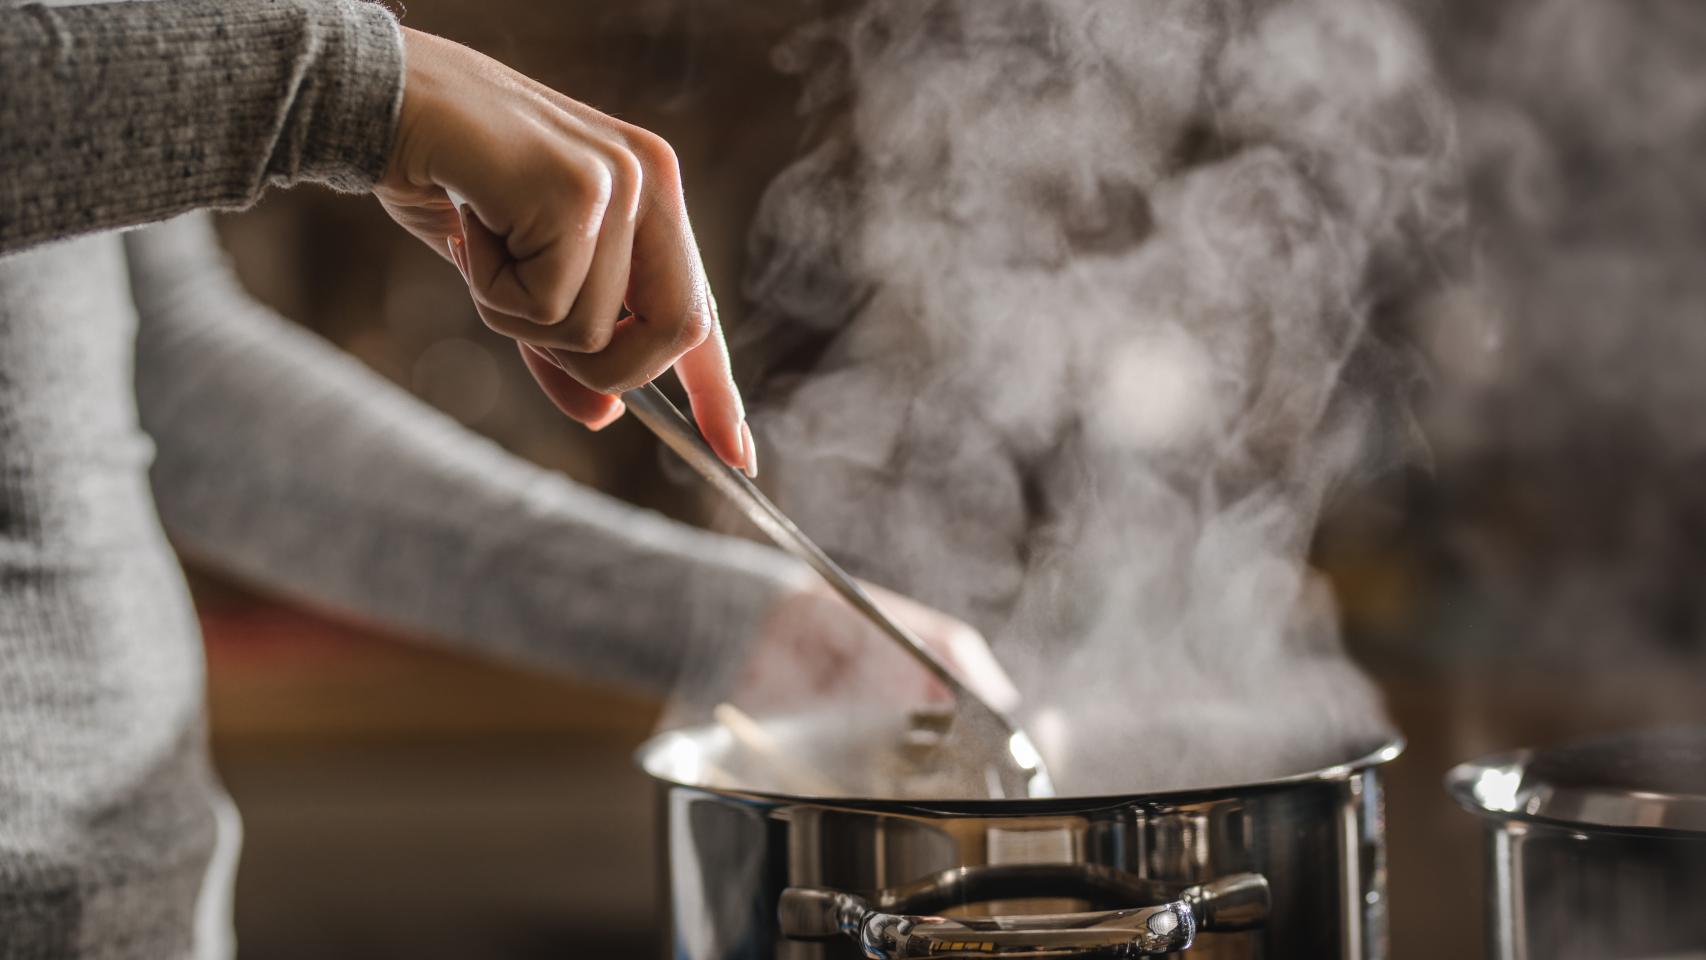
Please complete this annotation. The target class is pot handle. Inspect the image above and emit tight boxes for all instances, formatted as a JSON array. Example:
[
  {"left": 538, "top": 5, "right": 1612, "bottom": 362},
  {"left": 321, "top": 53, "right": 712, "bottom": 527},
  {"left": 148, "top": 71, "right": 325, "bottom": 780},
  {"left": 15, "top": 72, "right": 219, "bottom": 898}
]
[{"left": 779, "top": 871, "right": 1268, "bottom": 958}]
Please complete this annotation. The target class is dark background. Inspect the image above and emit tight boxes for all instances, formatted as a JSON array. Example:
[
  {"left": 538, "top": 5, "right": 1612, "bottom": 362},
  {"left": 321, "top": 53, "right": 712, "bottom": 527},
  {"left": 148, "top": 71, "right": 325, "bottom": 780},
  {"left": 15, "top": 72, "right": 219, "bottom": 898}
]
[{"left": 200, "top": 1, "right": 1706, "bottom": 957}]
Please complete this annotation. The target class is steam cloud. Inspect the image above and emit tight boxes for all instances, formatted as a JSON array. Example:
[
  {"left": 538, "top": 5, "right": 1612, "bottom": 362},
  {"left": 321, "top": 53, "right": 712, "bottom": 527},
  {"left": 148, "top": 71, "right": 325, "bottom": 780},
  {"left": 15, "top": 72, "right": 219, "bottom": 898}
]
[
  {"left": 736, "top": 0, "right": 1460, "bottom": 793},
  {"left": 1401, "top": 0, "right": 1706, "bottom": 667}
]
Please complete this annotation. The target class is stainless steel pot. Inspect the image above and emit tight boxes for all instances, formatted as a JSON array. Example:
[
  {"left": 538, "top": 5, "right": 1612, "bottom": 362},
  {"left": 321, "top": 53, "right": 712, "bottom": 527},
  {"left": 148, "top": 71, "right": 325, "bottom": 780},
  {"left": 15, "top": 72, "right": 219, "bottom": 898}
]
[
  {"left": 1448, "top": 727, "right": 1706, "bottom": 960},
  {"left": 640, "top": 714, "right": 1402, "bottom": 959}
]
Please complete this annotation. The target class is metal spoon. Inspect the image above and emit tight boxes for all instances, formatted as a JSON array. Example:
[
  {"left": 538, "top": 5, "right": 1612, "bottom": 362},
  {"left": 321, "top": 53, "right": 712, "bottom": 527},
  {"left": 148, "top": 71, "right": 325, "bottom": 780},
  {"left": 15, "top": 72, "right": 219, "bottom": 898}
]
[
  {"left": 622, "top": 382, "right": 1054, "bottom": 799},
  {"left": 438, "top": 190, "right": 1049, "bottom": 796}
]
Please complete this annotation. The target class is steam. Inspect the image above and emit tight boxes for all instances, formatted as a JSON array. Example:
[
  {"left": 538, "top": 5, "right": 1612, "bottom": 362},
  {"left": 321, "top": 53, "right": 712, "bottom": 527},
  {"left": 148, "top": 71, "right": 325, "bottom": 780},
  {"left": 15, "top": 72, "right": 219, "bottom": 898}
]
[
  {"left": 1402, "top": 0, "right": 1706, "bottom": 664},
  {"left": 737, "top": 0, "right": 1459, "bottom": 793}
]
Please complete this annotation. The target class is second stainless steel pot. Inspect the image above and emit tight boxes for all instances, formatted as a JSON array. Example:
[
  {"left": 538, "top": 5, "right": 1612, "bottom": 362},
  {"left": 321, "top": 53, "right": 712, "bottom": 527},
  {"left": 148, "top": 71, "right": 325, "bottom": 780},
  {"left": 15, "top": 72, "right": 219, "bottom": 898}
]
[
  {"left": 641, "top": 713, "right": 1401, "bottom": 959},
  {"left": 1449, "top": 727, "right": 1706, "bottom": 960}
]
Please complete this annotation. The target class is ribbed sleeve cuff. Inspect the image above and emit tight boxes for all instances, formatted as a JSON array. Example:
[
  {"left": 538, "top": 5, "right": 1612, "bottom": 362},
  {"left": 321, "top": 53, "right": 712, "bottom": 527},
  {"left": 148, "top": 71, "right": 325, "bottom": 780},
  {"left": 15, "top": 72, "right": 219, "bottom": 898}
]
[
  {"left": 0, "top": 0, "right": 407, "bottom": 253},
  {"left": 280, "top": 0, "right": 406, "bottom": 193}
]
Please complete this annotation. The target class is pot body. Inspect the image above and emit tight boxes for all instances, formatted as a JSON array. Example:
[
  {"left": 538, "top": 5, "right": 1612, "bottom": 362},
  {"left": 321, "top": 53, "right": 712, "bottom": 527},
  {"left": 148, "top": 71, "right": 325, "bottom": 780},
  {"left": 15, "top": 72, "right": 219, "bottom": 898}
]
[
  {"left": 643, "top": 726, "right": 1399, "bottom": 960},
  {"left": 1476, "top": 818, "right": 1706, "bottom": 960},
  {"left": 1450, "top": 728, "right": 1706, "bottom": 960}
]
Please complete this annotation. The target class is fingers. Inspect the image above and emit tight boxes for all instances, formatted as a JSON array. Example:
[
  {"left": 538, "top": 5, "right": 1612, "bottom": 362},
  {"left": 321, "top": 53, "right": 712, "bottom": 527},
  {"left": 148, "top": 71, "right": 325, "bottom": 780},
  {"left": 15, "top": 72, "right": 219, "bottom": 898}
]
[
  {"left": 460, "top": 201, "right": 603, "bottom": 349},
  {"left": 539, "top": 137, "right": 752, "bottom": 472},
  {"left": 611, "top": 131, "right": 752, "bottom": 472},
  {"left": 460, "top": 169, "right": 607, "bottom": 341},
  {"left": 374, "top": 189, "right": 463, "bottom": 265},
  {"left": 548, "top": 306, "right": 700, "bottom": 393},
  {"left": 555, "top": 149, "right": 640, "bottom": 356},
  {"left": 670, "top": 291, "right": 751, "bottom": 476},
  {"left": 447, "top": 233, "right": 469, "bottom": 278},
  {"left": 455, "top": 131, "right": 719, "bottom": 406},
  {"left": 518, "top": 343, "right": 625, "bottom": 430},
  {"left": 380, "top": 32, "right": 750, "bottom": 446},
  {"left": 549, "top": 136, "right": 710, "bottom": 394}
]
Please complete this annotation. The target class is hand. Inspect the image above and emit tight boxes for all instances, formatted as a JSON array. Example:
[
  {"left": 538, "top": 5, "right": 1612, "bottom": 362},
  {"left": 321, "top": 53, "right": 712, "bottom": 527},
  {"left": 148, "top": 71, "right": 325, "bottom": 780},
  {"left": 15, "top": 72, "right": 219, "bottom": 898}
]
[
  {"left": 729, "top": 580, "right": 1021, "bottom": 718},
  {"left": 374, "top": 28, "right": 753, "bottom": 474}
]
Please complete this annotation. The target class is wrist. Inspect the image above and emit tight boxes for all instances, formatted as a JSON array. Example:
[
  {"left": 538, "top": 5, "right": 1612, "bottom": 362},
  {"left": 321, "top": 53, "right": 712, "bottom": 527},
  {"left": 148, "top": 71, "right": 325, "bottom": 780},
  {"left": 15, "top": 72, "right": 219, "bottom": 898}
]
[{"left": 381, "top": 27, "right": 444, "bottom": 192}]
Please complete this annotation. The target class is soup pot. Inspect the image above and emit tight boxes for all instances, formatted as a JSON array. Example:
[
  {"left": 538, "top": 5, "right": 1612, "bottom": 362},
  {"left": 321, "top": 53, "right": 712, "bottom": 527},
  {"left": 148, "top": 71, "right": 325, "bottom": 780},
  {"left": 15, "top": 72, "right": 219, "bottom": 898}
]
[
  {"left": 1448, "top": 727, "right": 1706, "bottom": 960},
  {"left": 639, "top": 713, "right": 1402, "bottom": 958}
]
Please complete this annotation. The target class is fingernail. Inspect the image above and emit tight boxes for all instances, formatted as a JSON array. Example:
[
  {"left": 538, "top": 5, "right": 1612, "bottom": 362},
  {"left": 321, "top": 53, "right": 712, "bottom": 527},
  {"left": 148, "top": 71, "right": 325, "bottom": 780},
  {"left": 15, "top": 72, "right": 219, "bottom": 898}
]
[
  {"left": 447, "top": 236, "right": 469, "bottom": 282},
  {"left": 740, "top": 421, "right": 758, "bottom": 479}
]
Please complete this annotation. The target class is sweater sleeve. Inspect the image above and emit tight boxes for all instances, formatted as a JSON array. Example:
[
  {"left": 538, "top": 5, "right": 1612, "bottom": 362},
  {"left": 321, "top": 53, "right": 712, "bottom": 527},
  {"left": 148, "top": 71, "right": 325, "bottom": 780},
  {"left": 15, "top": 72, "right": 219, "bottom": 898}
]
[
  {"left": 0, "top": 0, "right": 404, "bottom": 255},
  {"left": 125, "top": 213, "right": 806, "bottom": 697}
]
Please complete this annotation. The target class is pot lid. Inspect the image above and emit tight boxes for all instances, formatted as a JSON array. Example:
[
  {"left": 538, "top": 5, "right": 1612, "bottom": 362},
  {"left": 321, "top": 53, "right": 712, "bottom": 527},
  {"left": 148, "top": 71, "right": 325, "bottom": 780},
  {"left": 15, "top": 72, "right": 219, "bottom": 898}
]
[{"left": 1447, "top": 726, "right": 1706, "bottom": 836}]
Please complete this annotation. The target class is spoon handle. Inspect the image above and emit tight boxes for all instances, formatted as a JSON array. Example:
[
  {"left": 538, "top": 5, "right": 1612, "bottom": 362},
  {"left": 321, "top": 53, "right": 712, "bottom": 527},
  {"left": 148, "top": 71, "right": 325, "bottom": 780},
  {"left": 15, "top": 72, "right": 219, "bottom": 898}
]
[{"left": 621, "top": 382, "right": 964, "bottom": 695}]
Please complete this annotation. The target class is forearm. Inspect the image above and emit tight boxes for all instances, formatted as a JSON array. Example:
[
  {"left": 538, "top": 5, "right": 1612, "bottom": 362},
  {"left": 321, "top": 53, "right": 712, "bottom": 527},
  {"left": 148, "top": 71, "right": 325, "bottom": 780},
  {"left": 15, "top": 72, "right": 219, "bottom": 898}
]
[
  {"left": 126, "top": 215, "right": 802, "bottom": 695},
  {"left": 1, "top": 0, "right": 402, "bottom": 255}
]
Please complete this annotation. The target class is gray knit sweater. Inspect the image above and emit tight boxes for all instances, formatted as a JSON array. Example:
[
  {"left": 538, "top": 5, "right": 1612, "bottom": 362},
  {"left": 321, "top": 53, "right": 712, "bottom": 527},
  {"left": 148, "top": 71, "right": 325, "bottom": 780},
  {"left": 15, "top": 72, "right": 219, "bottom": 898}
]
[{"left": 0, "top": 2, "right": 800, "bottom": 957}]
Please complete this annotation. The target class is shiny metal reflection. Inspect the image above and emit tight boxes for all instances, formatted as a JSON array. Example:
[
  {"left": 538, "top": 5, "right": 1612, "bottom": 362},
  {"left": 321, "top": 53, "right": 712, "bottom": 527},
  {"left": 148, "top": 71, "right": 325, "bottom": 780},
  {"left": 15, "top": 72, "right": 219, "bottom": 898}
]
[
  {"left": 642, "top": 724, "right": 1401, "bottom": 959},
  {"left": 1449, "top": 728, "right": 1706, "bottom": 960}
]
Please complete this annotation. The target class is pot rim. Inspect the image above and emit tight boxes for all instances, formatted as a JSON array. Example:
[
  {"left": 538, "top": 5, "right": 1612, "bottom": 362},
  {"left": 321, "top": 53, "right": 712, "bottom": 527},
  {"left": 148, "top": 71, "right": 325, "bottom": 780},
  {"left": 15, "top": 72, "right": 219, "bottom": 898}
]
[
  {"left": 636, "top": 726, "right": 1404, "bottom": 813},
  {"left": 1447, "top": 727, "right": 1706, "bottom": 838}
]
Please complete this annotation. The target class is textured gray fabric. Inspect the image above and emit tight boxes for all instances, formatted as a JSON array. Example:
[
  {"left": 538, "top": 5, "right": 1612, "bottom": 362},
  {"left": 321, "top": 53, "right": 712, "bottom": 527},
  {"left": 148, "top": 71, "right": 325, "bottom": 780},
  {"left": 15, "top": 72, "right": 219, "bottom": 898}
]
[
  {"left": 129, "top": 213, "right": 800, "bottom": 691},
  {"left": 0, "top": 0, "right": 403, "bottom": 254},
  {"left": 0, "top": 233, "right": 217, "bottom": 960},
  {"left": 0, "top": 2, "right": 801, "bottom": 956}
]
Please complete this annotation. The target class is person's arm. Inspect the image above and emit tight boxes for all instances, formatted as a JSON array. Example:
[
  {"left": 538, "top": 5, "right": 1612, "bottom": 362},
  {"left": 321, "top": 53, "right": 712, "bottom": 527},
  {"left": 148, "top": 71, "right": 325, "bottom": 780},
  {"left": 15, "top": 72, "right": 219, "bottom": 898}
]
[
  {"left": 0, "top": 0, "right": 401, "bottom": 254},
  {"left": 124, "top": 212, "right": 799, "bottom": 694},
  {"left": 2, "top": 2, "right": 749, "bottom": 470}
]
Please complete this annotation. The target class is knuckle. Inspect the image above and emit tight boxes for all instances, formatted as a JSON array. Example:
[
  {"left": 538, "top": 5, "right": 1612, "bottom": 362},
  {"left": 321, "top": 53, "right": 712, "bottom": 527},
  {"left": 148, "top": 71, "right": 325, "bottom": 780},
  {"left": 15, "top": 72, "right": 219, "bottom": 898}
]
[
  {"left": 674, "top": 306, "right": 714, "bottom": 350},
  {"left": 487, "top": 275, "right": 568, "bottom": 326},
  {"left": 561, "top": 155, "right": 614, "bottom": 210},
  {"left": 522, "top": 253, "right": 588, "bottom": 325},
  {"left": 541, "top": 285, "right": 581, "bottom": 325},
  {"left": 504, "top": 285, "right": 564, "bottom": 325},
  {"left": 603, "top": 148, "right": 644, "bottom": 221},
  {"left": 555, "top": 321, "right": 614, "bottom": 354},
  {"left": 475, "top": 305, "right": 525, "bottom": 338},
  {"left": 525, "top": 300, "right": 568, "bottom": 326},
  {"left": 607, "top": 145, "right": 644, "bottom": 196},
  {"left": 627, "top": 129, "right": 681, "bottom": 183}
]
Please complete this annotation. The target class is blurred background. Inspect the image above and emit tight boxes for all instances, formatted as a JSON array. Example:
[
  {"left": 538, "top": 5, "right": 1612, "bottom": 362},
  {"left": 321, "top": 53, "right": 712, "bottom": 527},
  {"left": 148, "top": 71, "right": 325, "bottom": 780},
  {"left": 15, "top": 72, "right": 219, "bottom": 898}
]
[{"left": 199, "top": 1, "right": 1706, "bottom": 957}]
